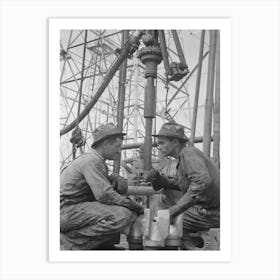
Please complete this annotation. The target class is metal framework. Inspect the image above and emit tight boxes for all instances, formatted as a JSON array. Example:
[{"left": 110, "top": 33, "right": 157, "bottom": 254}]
[{"left": 59, "top": 29, "right": 220, "bottom": 172}]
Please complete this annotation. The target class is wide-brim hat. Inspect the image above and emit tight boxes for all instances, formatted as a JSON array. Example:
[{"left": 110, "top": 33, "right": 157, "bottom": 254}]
[
  {"left": 152, "top": 122, "right": 188, "bottom": 142},
  {"left": 91, "top": 123, "right": 126, "bottom": 148}
]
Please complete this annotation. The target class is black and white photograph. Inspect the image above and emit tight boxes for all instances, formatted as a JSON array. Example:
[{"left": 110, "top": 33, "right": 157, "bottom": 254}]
[
  {"left": 1, "top": 1, "right": 279, "bottom": 279},
  {"left": 54, "top": 20, "right": 230, "bottom": 258}
]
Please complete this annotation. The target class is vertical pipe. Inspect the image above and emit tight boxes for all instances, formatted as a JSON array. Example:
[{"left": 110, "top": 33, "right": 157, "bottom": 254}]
[
  {"left": 76, "top": 30, "right": 88, "bottom": 122},
  {"left": 213, "top": 30, "right": 220, "bottom": 167},
  {"left": 203, "top": 30, "right": 217, "bottom": 157},
  {"left": 133, "top": 62, "right": 139, "bottom": 152},
  {"left": 86, "top": 52, "right": 98, "bottom": 136},
  {"left": 158, "top": 30, "right": 170, "bottom": 78},
  {"left": 113, "top": 30, "right": 129, "bottom": 173},
  {"left": 138, "top": 31, "right": 163, "bottom": 247},
  {"left": 144, "top": 118, "right": 153, "bottom": 172},
  {"left": 125, "top": 80, "right": 132, "bottom": 160},
  {"left": 191, "top": 30, "right": 205, "bottom": 143},
  {"left": 72, "top": 30, "right": 88, "bottom": 160},
  {"left": 143, "top": 77, "right": 156, "bottom": 170},
  {"left": 171, "top": 30, "right": 187, "bottom": 66}
]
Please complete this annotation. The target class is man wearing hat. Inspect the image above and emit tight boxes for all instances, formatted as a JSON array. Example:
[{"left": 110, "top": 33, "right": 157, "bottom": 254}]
[
  {"left": 146, "top": 122, "right": 220, "bottom": 249},
  {"left": 60, "top": 123, "right": 144, "bottom": 250}
]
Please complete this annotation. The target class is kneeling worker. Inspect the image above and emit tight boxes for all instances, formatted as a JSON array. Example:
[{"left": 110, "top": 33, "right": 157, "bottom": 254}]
[
  {"left": 146, "top": 122, "right": 220, "bottom": 249},
  {"left": 60, "top": 123, "right": 144, "bottom": 250}
]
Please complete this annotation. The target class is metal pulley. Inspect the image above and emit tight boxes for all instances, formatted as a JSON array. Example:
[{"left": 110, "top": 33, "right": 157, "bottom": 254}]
[
  {"left": 168, "top": 61, "right": 189, "bottom": 81},
  {"left": 70, "top": 126, "right": 85, "bottom": 148}
]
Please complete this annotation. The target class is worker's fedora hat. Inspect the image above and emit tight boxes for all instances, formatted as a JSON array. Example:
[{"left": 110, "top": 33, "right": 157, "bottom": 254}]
[
  {"left": 152, "top": 122, "right": 188, "bottom": 143},
  {"left": 91, "top": 123, "right": 126, "bottom": 148}
]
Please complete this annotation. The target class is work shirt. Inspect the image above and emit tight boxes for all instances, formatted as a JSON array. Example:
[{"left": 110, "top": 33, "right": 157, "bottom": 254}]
[
  {"left": 60, "top": 149, "right": 130, "bottom": 208},
  {"left": 175, "top": 146, "right": 220, "bottom": 211}
]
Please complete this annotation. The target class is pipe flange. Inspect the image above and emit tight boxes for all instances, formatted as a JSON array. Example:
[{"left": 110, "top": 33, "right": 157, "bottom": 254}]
[{"left": 137, "top": 46, "right": 162, "bottom": 64}]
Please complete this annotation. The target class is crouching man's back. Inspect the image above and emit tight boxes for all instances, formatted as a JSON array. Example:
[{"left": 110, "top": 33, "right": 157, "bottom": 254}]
[{"left": 60, "top": 123, "right": 144, "bottom": 250}]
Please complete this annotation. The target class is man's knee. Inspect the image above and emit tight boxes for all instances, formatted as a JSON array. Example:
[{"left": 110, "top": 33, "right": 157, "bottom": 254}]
[
  {"left": 61, "top": 203, "right": 136, "bottom": 235},
  {"left": 101, "top": 206, "right": 136, "bottom": 234},
  {"left": 112, "top": 206, "right": 136, "bottom": 225}
]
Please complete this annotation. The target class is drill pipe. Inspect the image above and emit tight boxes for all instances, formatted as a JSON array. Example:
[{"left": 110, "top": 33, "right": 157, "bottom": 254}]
[{"left": 126, "top": 186, "right": 161, "bottom": 196}]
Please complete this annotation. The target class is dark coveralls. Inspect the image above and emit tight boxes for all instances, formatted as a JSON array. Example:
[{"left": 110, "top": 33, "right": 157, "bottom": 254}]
[
  {"left": 60, "top": 149, "right": 137, "bottom": 250},
  {"left": 162, "top": 146, "right": 220, "bottom": 245}
]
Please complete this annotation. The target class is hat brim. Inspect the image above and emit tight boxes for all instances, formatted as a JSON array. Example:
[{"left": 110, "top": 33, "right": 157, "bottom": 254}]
[
  {"left": 152, "top": 133, "right": 188, "bottom": 143},
  {"left": 91, "top": 132, "right": 126, "bottom": 148}
]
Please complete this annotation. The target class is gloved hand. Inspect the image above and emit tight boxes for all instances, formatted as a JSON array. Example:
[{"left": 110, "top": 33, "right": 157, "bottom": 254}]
[
  {"left": 109, "top": 173, "right": 128, "bottom": 195},
  {"left": 127, "top": 198, "right": 144, "bottom": 215},
  {"left": 146, "top": 169, "right": 179, "bottom": 191},
  {"left": 169, "top": 205, "right": 180, "bottom": 224},
  {"left": 168, "top": 189, "right": 199, "bottom": 223},
  {"left": 145, "top": 169, "right": 163, "bottom": 190}
]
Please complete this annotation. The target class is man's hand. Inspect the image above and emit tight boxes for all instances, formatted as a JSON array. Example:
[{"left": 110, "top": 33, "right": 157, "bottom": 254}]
[
  {"left": 145, "top": 169, "right": 163, "bottom": 190},
  {"left": 169, "top": 205, "right": 180, "bottom": 224},
  {"left": 109, "top": 173, "right": 128, "bottom": 195},
  {"left": 146, "top": 169, "right": 179, "bottom": 191},
  {"left": 127, "top": 198, "right": 144, "bottom": 215}
]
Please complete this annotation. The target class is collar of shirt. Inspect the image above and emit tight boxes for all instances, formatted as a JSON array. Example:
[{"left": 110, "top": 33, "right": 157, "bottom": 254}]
[
  {"left": 91, "top": 148, "right": 109, "bottom": 175},
  {"left": 90, "top": 148, "right": 105, "bottom": 162}
]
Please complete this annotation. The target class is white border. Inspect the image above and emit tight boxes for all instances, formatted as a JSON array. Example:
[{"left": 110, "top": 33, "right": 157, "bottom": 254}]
[{"left": 49, "top": 18, "right": 231, "bottom": 262}]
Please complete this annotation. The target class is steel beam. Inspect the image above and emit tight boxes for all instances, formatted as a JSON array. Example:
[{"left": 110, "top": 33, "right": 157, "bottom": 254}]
[
  {"left": 203, "top": 30, "right": 217, "bottom": 157},
  {"left": 190, "top": 30, "right": 205, "bottom": 143},
  {"left": 114, "top": 30, "right": 129, "bottom": 173},
  {"left": 60, "top": 30, "right": 144, "bottom": 136}
]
